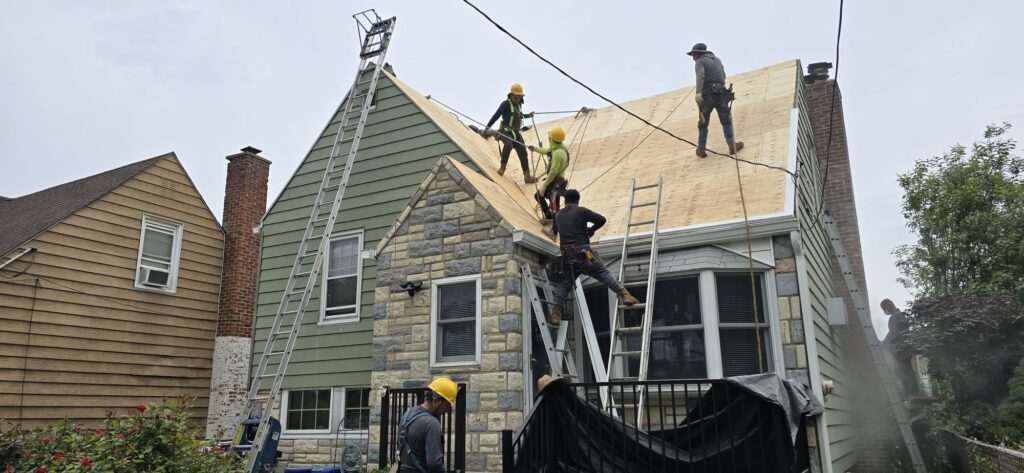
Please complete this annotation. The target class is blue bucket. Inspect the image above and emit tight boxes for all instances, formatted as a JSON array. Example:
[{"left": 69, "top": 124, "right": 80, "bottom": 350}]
[
  {"left": 283, "top": 468, "right": 313, "bottom": 473},
  {"left": 312, "top": 467, "right": 341, "bottom": 473}
]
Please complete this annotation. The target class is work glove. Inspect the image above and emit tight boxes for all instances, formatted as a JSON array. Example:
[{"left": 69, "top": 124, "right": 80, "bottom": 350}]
[
  {"left": 695, "top": 92, "right": 703, "bottom": 105},
  {"left": 527, "top": 145, "right": 536, "bottom": 152},
  {"left": 526, "top": 111, "right": 535, "bottom": 118}
]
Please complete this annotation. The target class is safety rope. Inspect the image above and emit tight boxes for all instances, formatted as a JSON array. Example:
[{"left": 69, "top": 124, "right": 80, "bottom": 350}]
[{"left": 565, "top": 110, "right": 593, "bottom": 184}]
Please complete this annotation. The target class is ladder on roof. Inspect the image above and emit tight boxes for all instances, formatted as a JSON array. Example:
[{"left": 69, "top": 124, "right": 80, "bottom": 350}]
[
  {"left": 236, "top": 11, "right": 396, "bottom": 473},
  {"left": 607, "top": 177, "right": 663, "bottom": 429},
  {"left": 823, "top": 210, "right": 928, "bottom": 473}
]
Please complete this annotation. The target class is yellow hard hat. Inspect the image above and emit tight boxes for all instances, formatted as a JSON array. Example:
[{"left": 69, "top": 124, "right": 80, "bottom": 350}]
[
  {"left": 548, "top": 126, "right": 566, "bottom": 143},
  {"left": 428, "top": 377, "right": 458, "bottom": 407},
  {"left": 510, "top": 83, "right": 525, "bottom": 96}
]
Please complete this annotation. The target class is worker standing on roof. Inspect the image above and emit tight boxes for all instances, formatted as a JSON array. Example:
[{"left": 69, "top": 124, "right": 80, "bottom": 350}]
[
  {"left": 528, "top": 126, "right": 569, "bottom": 226},
  {"left": 687, "top": 43, "right": 744, "bottom": 158},
  {"left": 548, "top": 190, "right": 639, "bottom": 326},
  {"left": 482, "top": 83, "right": 536, "bottom": 183},
  {"left": 397, "top": 377, "right": 457, "bottom": 473}
]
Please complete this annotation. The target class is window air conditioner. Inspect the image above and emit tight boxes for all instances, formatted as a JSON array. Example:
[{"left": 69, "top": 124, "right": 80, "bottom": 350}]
[{"left": 140, "top": 267, "right": 170, "bottom": 287}]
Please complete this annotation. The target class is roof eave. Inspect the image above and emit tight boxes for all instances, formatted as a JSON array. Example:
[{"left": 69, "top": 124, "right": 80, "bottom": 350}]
[
  {"left": 591, "top": 212, "right": 799, "bottom": 254},
  {"left": 512, "top": 230, "right": 559, "bottom": 256}
]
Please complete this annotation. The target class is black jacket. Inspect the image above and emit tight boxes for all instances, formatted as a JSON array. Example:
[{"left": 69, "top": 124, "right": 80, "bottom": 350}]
[{"left": 486, "top": 95, "right": 525, "bottom": 132}]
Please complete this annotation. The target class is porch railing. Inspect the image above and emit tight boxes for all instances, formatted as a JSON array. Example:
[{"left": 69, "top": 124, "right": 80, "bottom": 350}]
[
  {"left": 378, "top": 383, "right": 466, "bottom": 473},
  {"left": 502, "top": 379, "right": 810, "bottom": 473}
]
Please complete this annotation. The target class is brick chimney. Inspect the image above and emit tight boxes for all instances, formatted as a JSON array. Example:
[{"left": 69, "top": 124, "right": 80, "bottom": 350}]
[
  {"left": 206, "top": 146, "right": 271, "bottom": 440},
  {"left": 805, "top": 66, "right": 900, "bottom": 471}
]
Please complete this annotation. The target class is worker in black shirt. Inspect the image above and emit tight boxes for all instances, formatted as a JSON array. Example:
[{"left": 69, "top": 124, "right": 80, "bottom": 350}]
[
  {"left": 549, "top": 189, "right": 639, "bottom": 325},
  {"left": 397, "top": 377, "right": 457, "bottom": 473},
  {"left": 481, "top": 83, "right": 536, "bottom": 183}
]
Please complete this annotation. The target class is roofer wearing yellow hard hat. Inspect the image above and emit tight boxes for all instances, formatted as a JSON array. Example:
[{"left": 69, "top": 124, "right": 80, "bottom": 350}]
[
  {"left": 482, "top": 83, "right": 536, "bottom": 183},
  {"left": 396, "top": 377, "right": 457, "bottom": 473},
  {"left": 528, "top": 126, "right": 569, "bottom": 226}
]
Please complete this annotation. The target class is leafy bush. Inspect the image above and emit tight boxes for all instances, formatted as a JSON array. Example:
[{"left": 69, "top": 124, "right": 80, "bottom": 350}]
[{"left": 0, "top": 397, "right": 241, "bottom": 473}]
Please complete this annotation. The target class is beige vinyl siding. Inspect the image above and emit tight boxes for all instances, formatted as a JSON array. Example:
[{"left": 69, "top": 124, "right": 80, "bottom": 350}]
[
  {"left": 255, "top": 72, "right": 479, "bottom": 389},
  {"left": 793, "top": 77, "right": 856, "bottom": 471},
  {"left": 0, "top": 156, "right": 223, "bottom": 428}
]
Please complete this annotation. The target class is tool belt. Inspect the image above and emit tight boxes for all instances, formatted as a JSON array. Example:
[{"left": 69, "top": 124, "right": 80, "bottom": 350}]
[{"left": 558, "top": 244, "right": 601, "bottom": 275}]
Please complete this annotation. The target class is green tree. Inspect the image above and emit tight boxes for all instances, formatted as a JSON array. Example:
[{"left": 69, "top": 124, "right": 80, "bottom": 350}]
[
  {"left": 994, "top": 357, "right": 1024, "bottom": 445},
  {"left": 894, "top": 123, "right": 1024, "bottom": 297}
]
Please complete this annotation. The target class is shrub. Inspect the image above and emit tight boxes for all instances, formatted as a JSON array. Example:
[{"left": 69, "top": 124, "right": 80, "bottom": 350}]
[{"left": 0, "top": 397, "right": 241, "bottom": 472}]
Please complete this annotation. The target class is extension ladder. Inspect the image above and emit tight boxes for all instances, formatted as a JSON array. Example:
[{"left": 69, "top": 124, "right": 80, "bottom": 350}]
[
  {"left": 823, "top": 210, "right": 927, "bottom": 473},
  {"left": 607, "top": 177, "right": 663, "bottom": 428},
  {"left": 236, "top": 11, "right": 396, "bottom": 473}
]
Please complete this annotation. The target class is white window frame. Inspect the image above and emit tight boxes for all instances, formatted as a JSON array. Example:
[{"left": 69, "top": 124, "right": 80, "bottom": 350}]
[
  {"left": 430, "top": 274, "right": 482, "bottom": 368},
  {"left": 320, "top": 230, "right": 364, "bottom": 325},
  {"left": 708, "top": 270, "right": 776, "bottom": 376},
  {"left": 280, "top": 388, "right": 334, "bottom": 435},
  {"left": 280, "top": 386, "right": 372, "bottom": 439},
  {"left": 134, "top": 214, "right": 184, "bottom": 294}
]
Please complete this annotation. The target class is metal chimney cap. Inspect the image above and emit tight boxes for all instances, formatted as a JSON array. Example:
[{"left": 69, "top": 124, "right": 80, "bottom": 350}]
[{"left": 241, "top": 146, "right": 262, "bottom": 155}]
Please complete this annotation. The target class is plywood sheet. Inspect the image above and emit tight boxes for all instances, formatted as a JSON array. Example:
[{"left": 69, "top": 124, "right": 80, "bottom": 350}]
[{"left": 385, "top": 60, "right": 798, "bottom": 243}]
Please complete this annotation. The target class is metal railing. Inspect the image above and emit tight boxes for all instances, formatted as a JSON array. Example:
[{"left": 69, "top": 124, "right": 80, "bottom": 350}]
[
  {"left": 378, "top": 383, "right": 466, "bottom": 473},
  {"left": 502, "top": 379, "right": 810, "bottom": 473},
  {"left": 936, "top": 428, "right": 1024, "bottom": 472}
]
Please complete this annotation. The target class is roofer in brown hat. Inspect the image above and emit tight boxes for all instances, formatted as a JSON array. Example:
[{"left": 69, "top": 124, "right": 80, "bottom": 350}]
[{"left": 687, "top": 43, "right": 744, "bottom": 158}]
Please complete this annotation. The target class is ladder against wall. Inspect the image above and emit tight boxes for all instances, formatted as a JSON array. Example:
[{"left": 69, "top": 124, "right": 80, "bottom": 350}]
[{"left": 233, "top": 11, "right": 397, "bottom": 473}]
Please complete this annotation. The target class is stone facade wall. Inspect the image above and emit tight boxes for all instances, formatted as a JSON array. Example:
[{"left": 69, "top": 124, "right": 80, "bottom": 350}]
[
  {"left": 368, "top": 161, "right": 538, "bottom": 473},
  {"left": 773, "top": 234, "right": 822, "bottom": 472}
]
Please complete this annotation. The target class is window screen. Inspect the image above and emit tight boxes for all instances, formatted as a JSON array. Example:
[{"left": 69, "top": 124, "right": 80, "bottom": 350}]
[{"left": 435, "top": 281, "right": 478, "bottom": 363}]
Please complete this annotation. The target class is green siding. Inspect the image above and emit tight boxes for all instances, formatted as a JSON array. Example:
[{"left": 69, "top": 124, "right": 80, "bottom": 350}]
[
  {"left": 253, "top": 71, "right": 478, "bottom": 389},
  {"left": 794, "top": 76, "right": 856, "bottom": 472}
]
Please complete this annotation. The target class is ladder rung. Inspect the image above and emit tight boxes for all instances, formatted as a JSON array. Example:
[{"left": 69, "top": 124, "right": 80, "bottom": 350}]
[
  {"left": 631, "top": 202, "right": 657, "bottom": 208},
  {"left": 613, "top": 376, "right": 640, "bottom": 382},
  {"left": 622, "top": 281, "right": 647, "bottom": 288},
  {"left": 257, "top": 372, "right": 279, "bottom": 378},
  {"left": 629, "top": 220, "right": 655, "bottom": 227},
  {"left": 623, "top": 258, "right": 652, "bottom": 266},
  {"left": 267, "top": 351, "right": 287, "bottom": 357},
  {"left": 634, "top": 184, "right": 659, "bottom": 190},
  {"left": 612, "top": 350, "right": 643, "bottom": 358},
  {"left": 616, "top": 326, "right": 644, "bottom": 334},
  {"left": 619, "top": 302, "right": 647, "bottom": 310},
  {"left": 294, "top": 271, "right": 312, "bottom": 279}
]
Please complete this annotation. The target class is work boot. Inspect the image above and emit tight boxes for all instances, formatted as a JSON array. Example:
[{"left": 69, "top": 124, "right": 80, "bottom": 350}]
[
  {"left": 695, "top": 147, "right": 708, "bottom": 158},
  {"left": 524, "top": 175, "right": 537, "bottom": 184},
  {"left": 548, "top": 306, "right": 561, "bottom": 326},
  {"left": 617, "top": 288, "right": 640, "bottom": 306},
  {"left": 542, "top": 226, "right": 556, "bottom": 240},
  {"left": 728, "top": 141, "right": 744, "bottom": 154},
  {"left": 539, "top": 217, "right": 552, "bottom": 225},
  {"left": 497, "top": 165, "right": 506, "bottom": 176}
]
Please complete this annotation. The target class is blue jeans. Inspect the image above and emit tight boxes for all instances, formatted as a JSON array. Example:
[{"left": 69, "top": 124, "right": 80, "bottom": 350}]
[{"left": 697, "top": 91, "right": 734, "bottom": 148}]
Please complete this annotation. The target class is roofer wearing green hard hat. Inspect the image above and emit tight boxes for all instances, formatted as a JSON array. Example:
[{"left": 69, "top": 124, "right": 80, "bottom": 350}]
[
  {"left": 396, "top": 377, "right": 457, "bottom": 473},
  {"left": 687, "top": 42, "right": 744, "bottom": 158}
]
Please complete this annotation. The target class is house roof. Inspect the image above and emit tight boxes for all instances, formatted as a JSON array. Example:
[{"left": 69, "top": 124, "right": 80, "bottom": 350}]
[
  {"left": 0, "top": 154, "right": 168, "bottom": 257},
  {"left": 383, "top": 60, "right": 799, "bottom": 246}
]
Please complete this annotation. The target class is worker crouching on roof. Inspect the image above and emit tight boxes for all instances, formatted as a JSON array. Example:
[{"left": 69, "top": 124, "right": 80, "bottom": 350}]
[
  {"left": 549, "top": 190, "right": 640, "bottom": 326},
  {"left": 687, "top": 43, "right": 744, "bottom": 158},
  {"left": 528, "top": 126, "right": 569, "bottom": 226},
  {"left": 397, "top": 377, "right": 457, "bottom": 473},
  {"left": 482, "top": 83, "right": 536, "bottom": 183}
]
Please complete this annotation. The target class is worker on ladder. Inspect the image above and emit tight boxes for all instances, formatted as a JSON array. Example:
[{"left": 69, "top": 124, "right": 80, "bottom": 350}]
[
  {"left": 549, "top": 190, "right": 640, "bottom": 326},
  {"left": 482, "top": 83, "right": 536, "bottom": 183},
  {"left": 528, "top": 126, "right": 569, "bottom": 226},
  {"left": 397, "top": 377, "right": 457, "bottom": 473},
  {"left": 687, "top": 43, "right": 744, "bottom": 158}
]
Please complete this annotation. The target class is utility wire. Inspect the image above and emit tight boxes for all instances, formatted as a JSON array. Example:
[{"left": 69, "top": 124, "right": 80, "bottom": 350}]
[
  {"left": 461, "top": 0, "right": 795, "bottom": 178},
  {"left": 819, "top": 0, "right": 845, "bottom": 204}
]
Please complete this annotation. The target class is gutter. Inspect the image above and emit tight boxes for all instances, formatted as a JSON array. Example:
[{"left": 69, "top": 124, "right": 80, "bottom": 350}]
[
  {"left": 512, "top": 230, "right": 559, "bottom": 256},
  {"left": 590, "top": 214, "right": 799, "bottom": 254}
]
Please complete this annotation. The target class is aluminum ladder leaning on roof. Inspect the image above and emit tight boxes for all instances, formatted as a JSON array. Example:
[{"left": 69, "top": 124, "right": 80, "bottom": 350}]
[
  {"left": 233, "top": 10, "right": 396, "bottom": 473},
  {"left": 823, "top": 210, "right": 928, "bottom": 473},
  {"left": 605, "top": 177, "right": 663, "bottom": 429}
]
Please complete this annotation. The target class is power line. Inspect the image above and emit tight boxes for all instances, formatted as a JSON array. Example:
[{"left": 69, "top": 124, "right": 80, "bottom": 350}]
[
  {"left": 819, "top": 0, "right": 845, "bottom": 204},
  {"left": 461, "top": 0, "right": 795, "bottom": 178}
]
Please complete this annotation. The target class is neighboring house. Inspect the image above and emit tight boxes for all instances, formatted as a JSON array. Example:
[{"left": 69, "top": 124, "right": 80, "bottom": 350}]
[
  {"left": 243, "top": 60, "right": 887, "bottom": 472},
  {"left": 0, "top": 149, "right": 269, "bottom": 431}
]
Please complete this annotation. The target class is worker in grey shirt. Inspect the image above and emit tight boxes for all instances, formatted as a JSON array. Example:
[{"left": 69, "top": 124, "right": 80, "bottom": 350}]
[
  {"left": 549, "top": 189, "right": 639, "bottom": 326},
  {"left": 398, "top": 377, "right": 457, "bottom": 473},
  {"left": 687, "top": 42, "right": 744, "bottom": 157}
]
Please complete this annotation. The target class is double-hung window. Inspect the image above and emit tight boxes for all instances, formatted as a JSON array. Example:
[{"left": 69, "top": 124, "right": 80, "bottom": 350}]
[
  {"left": 716, "top": 274, "right": 772, "bottom": 376},
  {"left": 431, "top": 275, "right": 481, "bottom": 366},
  {"left": 322, "top": 232, "right": 362, "bottom": 323},
  {"left": 134, "top": 215, "right": 184, "bottom": 293}
]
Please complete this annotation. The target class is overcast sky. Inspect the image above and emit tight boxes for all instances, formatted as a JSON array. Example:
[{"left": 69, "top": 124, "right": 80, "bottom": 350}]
[{"left": 2, "top": 1, "right": 1022, "bottom": 336}]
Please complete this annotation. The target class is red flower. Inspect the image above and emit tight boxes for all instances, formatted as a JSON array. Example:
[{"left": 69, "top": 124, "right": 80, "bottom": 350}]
[
  {"left": 24, "top": 450, "right": 32, "bottom": 459},
  {"left": 117, "top": 434, "right": 125, "bottom": 440},
  {"left": 53, "top": 453, "right": 63, "bottom": 460},
  {"left": 36, "top": 468, "right": 46, "bottom": 473},
  {"left": 94, "top": 430, "right": 103, "bottom": 437},
  {"left": 42, "top": 437, "right": 51, "bottom": 445},
  {"left": 136, "top": 404, "right": 146, "bottom": 412},
  {"left": 129, "top": 427, "right": 137, "bottom": 434},
  {"left": 80, "top": 456, "right": 91, "bottom": 466}
]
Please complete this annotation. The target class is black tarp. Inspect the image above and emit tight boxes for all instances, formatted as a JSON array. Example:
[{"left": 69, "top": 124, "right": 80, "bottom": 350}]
[{"left": 512, "top": 375, "right": 822, "bottom": 473}]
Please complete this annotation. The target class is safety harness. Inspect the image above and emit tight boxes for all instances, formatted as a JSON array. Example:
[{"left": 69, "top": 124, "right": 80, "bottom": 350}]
[{"left": 397, "top": 410, "right": 433, "bottom": 473}]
